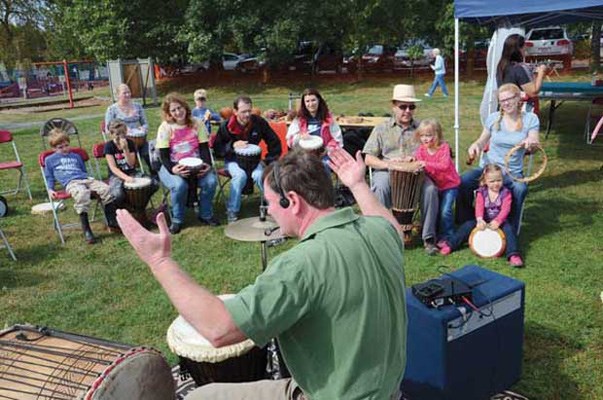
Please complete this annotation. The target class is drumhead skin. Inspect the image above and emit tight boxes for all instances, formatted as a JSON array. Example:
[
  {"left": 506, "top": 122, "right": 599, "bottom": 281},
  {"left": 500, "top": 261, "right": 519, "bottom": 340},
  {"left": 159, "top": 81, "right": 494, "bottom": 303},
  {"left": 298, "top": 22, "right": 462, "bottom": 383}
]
[
  {"left": 123, "top": 176, "right": 152, "bottom": 189},
  {"left": 127, "top": 127, "right": 147, "bottom": 137},
  {"left": 234, "top": 144, "right": 262, "bottom": 156},
  {"left": 167, "top": 295, "right": 258, "bottom": 363},
  {"left": 0, "top": 196, "right": 7, "bottom": 217},
  {"left": 178, "top": 157, "right": 204, "bottom": 168},
  {"left": 298, "top": 135, "right": 324, "bottom": 150},
  {"left": 469, "top": 227, "right": 506, "bottom": 258},
  {"left": 31, "top": 202, "right": 65, "bottom": 215}
]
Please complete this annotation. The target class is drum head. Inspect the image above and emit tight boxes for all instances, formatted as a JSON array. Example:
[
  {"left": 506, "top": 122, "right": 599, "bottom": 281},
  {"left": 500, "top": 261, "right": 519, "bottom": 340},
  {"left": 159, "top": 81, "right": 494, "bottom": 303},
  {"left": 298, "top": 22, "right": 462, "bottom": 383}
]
[
  {"left": 0, "top": 196, "right": 7, "bottom": 218},
  {"left": 127, "top": 127, "right": 146, "bottom": 137},
  {"left": 179, "top": 157, "right": 203, "bottom": 168},
  {"left": 235, "top": 144, "right": 261, "bottom": 156},
  {"left": 167, "top": 295, "right": 257, "bottom": 363},
  {"left": 31, "top": 202, "right": 65, "bottom": 215},
  {"left": 89, "top": 348, "right": 175, "bottom": 400},
  {"left": 124, "top": 176, "right": 152, "bottom": 189},
  {"left": 469, "top": 228, "right": 506, "bottom": 258},
  {"left": 298, "top": 135, "right": 324, "bottom": 150}
]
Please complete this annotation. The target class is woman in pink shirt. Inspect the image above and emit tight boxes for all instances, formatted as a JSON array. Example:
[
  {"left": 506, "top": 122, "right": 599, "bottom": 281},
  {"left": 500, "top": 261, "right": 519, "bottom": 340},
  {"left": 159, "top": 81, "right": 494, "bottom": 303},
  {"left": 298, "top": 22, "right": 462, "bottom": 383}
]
[{"left": 414, "top": 119, "right": 460, "bottom": 244}]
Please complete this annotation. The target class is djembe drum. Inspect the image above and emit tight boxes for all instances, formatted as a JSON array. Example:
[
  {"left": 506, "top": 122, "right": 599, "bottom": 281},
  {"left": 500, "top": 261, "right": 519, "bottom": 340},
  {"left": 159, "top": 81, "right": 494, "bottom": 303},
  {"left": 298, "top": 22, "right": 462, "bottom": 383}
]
[
  {"left": 234, "top": 144, "right": 262, "bottom": 194},
  {"left": 127, "top": 127, "right": 147, "bottom": 150},
  {"left": 469, "top": 227, "right": 506, "bottom": 258},
  {"left": 389, "top": 162, "right": 424, "bottom": 235},
  {"left": 298, "top": 135, "right": 326, "bottom": 158},
  {"left": 178, "top": 157, "right": 204, "bottom": 208},
  {"left": 167, "top": 295, "right": 267, "bottom": 387},
  {"left": 124, "top": 176, "right": 153, "bottom": 223},
  {"left": 0, "top": 324, "right": 175, "bottom": 400}
]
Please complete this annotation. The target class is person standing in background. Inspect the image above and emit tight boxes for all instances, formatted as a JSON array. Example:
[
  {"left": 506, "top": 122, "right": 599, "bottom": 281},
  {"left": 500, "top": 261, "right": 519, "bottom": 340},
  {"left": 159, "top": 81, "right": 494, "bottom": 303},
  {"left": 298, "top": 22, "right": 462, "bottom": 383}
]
[{"left": 425, "top": 48, "right": 448, "bottom": 98}]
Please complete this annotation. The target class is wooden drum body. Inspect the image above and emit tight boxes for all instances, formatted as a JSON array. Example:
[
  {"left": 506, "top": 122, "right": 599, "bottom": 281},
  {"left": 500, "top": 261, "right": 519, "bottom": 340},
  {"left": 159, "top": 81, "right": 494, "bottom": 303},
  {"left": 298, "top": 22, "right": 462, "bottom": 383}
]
[
  {"left": 123, "top": 176, "right": 153, "bottom": 222},
  {"left": 389, "top": 166, "right": 424, "bottom": 232},
  {"left": 234, "top": 144, "right": 262, "bottom": 194},
  {"left": 167, "top": 295, "right": 267, "bottom": 387},
  {"left": 0, "top": 324, "right": 175, "bottom": 400},
  {"left": 127, "top": 127, "right": 147, "bottom": 150}
]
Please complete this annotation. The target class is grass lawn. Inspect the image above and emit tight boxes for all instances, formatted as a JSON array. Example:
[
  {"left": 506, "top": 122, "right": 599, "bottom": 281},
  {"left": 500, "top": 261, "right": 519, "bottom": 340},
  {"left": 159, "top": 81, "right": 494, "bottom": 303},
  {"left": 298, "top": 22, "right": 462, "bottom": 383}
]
[{"left": 1, "top": 71, "right": 602, "bottom": 399}]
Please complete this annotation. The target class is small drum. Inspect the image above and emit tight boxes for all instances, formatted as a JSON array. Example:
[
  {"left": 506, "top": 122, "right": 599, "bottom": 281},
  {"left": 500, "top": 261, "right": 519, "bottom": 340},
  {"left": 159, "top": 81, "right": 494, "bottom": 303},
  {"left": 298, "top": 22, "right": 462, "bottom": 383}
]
[
  {"left": 127, "top": 127, "right": 147, "bottom": 149},
  {"left": 234, "top": 144, "right": 262, "bottom": 194},
  {"left": 167, "top": 295, "right": 267, "bottom": 387},
  {"left": 31, "top": 201, "right": 65, "bottom": 215},
  {"left": 124, "top": 176, "right": 153, "bottom": 222},
  {"left": 469, "top": 227, "right": 506, "bottom": 258},
  {"left": 298, "top": 135, "right": 325, "bottom": 158},
  {"left": 178, "top": 157, "right": 204, "bottom": 207},
  {"left": 389, "top": 163, "right": 424, "bottom": 232},
  {"left": 0, "top": 324, "right": 175, "bottom": 400}
]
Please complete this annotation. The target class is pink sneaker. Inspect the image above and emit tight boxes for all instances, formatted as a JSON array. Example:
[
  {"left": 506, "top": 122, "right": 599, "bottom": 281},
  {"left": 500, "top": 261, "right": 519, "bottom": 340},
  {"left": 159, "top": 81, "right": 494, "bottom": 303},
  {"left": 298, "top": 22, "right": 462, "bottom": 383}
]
[
  {"left": 439, "top": 243, "right": 452, "bottom": 255},
  {"left": 509, "top": 255, "right": 524, "bottom": 268}
]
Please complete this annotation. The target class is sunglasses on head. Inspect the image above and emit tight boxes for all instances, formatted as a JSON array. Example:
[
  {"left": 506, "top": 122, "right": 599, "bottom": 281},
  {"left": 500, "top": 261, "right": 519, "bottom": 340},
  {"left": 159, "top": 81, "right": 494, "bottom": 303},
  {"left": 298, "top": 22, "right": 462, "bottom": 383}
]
[{"left": 397, "top": 104, "right": 416, "bottom": 111}]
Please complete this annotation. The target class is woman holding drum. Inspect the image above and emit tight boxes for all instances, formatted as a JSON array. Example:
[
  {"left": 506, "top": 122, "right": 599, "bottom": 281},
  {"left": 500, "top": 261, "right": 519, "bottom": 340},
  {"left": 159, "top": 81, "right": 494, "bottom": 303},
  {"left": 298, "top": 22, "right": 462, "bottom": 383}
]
[
  {"left": 156, "top": 93, "right": 219, "bottom": 234},
  {"left": 457, "top": 83, "right": 540, "bottom": 239},
  {"left": 286, "top": 88, "right": 343, "bottom": 170},
  {"left": 104, "top": 83, "right": 152, "bottom": 172}
]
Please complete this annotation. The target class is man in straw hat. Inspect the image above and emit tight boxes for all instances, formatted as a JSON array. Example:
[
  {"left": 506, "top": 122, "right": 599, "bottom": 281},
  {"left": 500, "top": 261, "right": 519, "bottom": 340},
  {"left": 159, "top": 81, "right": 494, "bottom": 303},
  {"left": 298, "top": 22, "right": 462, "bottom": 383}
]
[
  {"left": 363, "top": 84, "right": 440, "bottom": 254},
  {"left": 116, "top": 148, "right": 407, "bottom": 400}
]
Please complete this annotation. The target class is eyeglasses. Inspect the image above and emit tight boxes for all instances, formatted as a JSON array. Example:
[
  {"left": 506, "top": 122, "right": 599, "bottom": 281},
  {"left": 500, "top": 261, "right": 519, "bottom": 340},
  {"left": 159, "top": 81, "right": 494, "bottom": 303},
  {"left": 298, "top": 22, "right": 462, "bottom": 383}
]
[
  {"left": 397, "top": 104, "right": 416, "bottom": 111},
  {"left": 499, "top": 95, "right": 518, "bottom": 104},
  {"left": 195, "top": 97, "right": 207, "bottom": 101}
]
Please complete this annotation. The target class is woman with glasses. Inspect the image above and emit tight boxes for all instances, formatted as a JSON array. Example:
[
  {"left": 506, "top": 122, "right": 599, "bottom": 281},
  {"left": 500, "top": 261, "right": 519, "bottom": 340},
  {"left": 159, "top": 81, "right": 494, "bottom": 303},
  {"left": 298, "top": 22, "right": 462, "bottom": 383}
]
[{"left": 456, "top": 83, "right": 540, "bottom": 234}]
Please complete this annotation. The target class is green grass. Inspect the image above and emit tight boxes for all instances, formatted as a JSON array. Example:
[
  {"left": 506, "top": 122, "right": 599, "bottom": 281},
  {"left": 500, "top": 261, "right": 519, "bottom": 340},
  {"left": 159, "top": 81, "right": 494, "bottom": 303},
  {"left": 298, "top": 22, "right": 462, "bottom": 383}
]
[{"left": 1, "top": 72, "right": 602, "bottom": 399}]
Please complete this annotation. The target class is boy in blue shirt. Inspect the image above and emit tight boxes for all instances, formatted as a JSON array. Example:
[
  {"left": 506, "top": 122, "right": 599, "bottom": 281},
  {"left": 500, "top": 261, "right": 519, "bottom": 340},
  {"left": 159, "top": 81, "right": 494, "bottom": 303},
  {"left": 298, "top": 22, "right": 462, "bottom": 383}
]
[
  {"left": 44, "top": 129, "right": 118, "bottom": 244},
  {"left": 191, "top": 89, "right": 221, "bottom": 134}
]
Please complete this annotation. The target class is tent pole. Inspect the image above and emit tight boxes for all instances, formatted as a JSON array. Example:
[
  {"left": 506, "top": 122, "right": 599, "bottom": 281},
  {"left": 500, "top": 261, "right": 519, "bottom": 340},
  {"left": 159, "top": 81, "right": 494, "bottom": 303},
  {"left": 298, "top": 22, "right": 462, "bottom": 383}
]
[{"left": 454, "top": 18, "right": 460, "bottom": 171}]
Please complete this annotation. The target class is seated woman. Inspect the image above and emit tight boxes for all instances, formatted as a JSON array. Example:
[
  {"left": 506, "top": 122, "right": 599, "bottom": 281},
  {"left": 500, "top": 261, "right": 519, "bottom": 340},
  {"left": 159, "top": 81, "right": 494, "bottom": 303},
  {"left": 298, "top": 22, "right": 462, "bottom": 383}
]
[
  {"left": 104, "top": 83, "right": 152, "bottom": 171},
  {"left": 286, "top": 88, "right": 342, "bottom": 170},
  {"left": 457, "top": 83, "right": 539, "bottom": 234},
  {"left": 156, "top": 93, "right": 219, "bottom": 234}
]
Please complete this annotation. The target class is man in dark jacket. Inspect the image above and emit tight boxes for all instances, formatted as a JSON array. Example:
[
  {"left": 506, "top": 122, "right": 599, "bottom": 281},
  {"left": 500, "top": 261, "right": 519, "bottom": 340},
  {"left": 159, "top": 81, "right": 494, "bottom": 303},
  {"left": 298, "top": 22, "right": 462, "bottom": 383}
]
[{"left": 215, "top": 95, "right": 281, "bottom": 223}]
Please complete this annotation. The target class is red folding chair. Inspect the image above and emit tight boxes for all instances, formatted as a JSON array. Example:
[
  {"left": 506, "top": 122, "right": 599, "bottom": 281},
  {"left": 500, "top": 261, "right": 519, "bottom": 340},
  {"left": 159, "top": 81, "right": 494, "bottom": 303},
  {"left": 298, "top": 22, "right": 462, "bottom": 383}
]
[
  {"left": 0, "top": 130, "right": 32, "bottom": 200},
  {"left": 38, "top": 147, "right": 103, "bottom": 245}
]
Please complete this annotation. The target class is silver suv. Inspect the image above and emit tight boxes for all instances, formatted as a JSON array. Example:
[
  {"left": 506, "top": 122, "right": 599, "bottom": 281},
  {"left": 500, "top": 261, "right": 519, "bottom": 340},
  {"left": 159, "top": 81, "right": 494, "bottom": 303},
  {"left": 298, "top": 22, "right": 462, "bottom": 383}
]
[{"left": 524, "top": 26, "right": 573, "bottom": 69}]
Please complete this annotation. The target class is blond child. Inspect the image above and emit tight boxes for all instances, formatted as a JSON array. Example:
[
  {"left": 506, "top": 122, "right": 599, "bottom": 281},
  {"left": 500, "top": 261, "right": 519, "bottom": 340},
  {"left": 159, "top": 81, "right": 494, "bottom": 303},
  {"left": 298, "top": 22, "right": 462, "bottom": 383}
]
[
  {"left": 44, "top": 129, "right": 118, "bottom": 243},
  {"left": 439, "top": 164, "right": 524, "bottom": 267},
  {"left": 413, "top": 119, "right": 460, "bottom": 253}
]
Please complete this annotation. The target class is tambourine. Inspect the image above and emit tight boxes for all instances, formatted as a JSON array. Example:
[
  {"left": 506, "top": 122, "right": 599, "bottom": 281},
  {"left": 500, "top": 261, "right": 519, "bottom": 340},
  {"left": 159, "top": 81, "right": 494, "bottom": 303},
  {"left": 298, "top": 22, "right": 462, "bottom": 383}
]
[{"left": 504, "top": 143, "right": 547, "bottom": 183}]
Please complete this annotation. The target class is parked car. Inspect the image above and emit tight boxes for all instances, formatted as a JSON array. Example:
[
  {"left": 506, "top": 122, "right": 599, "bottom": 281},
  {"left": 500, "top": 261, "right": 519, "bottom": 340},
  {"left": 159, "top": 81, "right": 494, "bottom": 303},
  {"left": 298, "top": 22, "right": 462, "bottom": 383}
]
[
  {"left": 286, "top": 41, "right": 343, "bottom": 73},
  {"left": 348, "top": 44, "right": 397, "bottom": 72},
  {"left": 182, "top": 52, "right": 261, "bottom": 73},
  {"left": 524, "top": 26, "right": 573, "bottom": 69},
  {"left": 393, "top": 40, "right": 433, "bottom": 69}
]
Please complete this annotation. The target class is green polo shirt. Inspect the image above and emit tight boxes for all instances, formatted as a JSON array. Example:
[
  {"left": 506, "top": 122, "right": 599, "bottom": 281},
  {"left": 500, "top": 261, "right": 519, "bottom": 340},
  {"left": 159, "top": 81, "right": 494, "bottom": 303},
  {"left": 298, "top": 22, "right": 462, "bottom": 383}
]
[
  {"left": 363, "top": 117, "right": 420, "bottom": 163},
  {"left": 225, "top": 208, "right": 407, "bottom": 400}
]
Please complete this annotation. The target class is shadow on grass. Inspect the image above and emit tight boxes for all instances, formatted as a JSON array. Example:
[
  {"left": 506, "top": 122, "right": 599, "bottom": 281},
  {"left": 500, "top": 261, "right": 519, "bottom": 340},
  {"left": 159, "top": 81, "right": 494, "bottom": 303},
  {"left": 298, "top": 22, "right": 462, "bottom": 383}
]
[
  {"left": 519, "top": 321, "right": 582, "bottom": 399},
  {"left": 520, "top": 196, "right": 599, "bottom": 253},
  {"left": 534, "top": 167, "right": 603, "bottom": 191}
]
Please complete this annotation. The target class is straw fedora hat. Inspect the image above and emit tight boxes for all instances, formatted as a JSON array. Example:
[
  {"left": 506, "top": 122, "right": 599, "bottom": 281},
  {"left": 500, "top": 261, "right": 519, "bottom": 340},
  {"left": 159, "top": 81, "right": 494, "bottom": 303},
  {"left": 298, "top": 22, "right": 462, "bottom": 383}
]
[{"left": 392, "top": 84, "right": 421, "bottom": 102}]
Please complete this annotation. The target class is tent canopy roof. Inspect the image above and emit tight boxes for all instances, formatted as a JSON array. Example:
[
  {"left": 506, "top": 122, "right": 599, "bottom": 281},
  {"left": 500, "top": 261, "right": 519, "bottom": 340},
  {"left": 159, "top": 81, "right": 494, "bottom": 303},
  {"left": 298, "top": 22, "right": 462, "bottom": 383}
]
[{"left": 454, "top": 0, "right": 603, "bottom": 27}]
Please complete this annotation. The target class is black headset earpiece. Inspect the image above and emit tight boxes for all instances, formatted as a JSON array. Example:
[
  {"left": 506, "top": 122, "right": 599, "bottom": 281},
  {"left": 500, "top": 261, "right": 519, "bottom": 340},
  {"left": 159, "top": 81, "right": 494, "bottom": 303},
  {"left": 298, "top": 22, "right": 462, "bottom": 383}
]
[{"left": 272, "top": 163, "right": 290, "bottom": 209}]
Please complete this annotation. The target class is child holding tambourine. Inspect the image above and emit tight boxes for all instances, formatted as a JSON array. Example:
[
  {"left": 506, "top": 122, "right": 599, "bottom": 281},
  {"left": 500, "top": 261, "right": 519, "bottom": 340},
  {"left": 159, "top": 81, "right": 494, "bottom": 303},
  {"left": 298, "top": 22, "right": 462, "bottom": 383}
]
[
  {"left": 413, "top": 119, "right": 460, "bottom": 254},
  {"left": 439, "top": 164, "right": 524, "bottom": 267}
]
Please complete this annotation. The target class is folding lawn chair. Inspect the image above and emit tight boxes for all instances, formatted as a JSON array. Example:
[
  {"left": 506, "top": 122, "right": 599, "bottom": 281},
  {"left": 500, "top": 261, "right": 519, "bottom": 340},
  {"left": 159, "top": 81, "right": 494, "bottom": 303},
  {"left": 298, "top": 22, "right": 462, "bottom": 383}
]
[
  {"left": 0, "top": 223, "right": 17, "bottom": 261},
  {"left": 0, "top": 130, "right": 32, "bottom": 200},
  {"left": 38, "top": 147, "right": 104, "bottom": 245}
]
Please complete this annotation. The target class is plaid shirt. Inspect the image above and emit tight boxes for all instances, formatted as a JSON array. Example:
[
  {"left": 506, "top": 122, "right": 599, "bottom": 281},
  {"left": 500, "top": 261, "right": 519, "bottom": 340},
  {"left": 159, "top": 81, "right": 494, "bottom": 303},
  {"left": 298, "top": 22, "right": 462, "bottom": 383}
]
[{"left": 363, "top": 117, "right": 420, "bottom": 165}]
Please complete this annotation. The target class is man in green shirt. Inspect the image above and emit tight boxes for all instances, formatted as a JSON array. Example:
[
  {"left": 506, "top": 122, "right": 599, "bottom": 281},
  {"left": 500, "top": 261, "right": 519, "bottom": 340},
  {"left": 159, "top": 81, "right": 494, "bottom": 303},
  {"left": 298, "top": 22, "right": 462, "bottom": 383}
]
[{"left": 117, "top": 148, "right": 407, "bottom": 400}]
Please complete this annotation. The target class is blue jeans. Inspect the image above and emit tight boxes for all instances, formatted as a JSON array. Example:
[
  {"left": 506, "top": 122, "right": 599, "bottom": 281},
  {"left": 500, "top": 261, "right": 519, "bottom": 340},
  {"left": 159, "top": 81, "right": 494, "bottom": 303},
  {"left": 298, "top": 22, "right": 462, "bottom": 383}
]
[
  {"left": 456, "top": 167, "right": 527, "bottom": 235},
  {"left": 428, "top": 74, "right": 449, "bottom": 96},
  {"left": 438, "top": 188, "right": 457, "bottom": 240},
  {"left": 447, "top": 219, "right": 519, "bottom": 259},
  {"left": 226, "top": 161, "right": 264, "bottom": 214},
  {"left": 159, "top": 166, "right": 217, "bottom": 224}
]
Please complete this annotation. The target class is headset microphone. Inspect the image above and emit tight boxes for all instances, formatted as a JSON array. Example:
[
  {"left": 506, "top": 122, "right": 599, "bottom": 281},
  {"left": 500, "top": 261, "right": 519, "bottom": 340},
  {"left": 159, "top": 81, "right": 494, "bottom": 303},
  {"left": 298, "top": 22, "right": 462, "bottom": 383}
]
[{"left": 272, "top": 163, "right": 290, "bottom": 208}]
